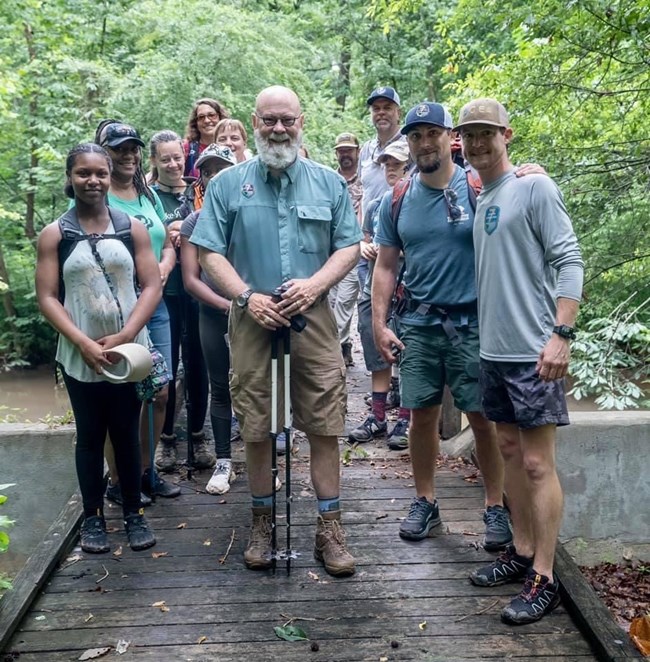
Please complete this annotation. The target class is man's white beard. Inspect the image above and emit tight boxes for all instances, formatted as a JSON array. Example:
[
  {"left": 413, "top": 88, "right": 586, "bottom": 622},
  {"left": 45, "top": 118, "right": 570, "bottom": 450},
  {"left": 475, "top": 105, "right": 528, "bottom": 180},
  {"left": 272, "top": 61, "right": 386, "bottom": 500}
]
[{"left": 254, "top": 129, "right": 302, "bottom": 170}]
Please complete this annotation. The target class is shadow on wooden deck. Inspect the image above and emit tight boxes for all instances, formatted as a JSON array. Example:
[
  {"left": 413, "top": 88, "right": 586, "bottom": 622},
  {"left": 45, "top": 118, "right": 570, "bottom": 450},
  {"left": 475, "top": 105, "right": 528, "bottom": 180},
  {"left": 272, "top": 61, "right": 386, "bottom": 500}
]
[{"left": 2, "top": 452, "right": 600, "bottom": 661}]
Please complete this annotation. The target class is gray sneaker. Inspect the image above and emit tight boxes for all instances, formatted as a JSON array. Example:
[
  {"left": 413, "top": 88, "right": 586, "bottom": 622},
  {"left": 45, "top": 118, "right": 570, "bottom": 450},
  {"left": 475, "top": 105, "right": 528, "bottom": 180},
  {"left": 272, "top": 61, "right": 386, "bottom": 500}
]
[
  {"left": 399, "top": 496, "right": 442, "bottom": 540},
  {"left": 348, "top": 415, "right": 387, "bottom": 443},
  {"left": 483, "top": 505, "right": 513, "bottom": 551}
]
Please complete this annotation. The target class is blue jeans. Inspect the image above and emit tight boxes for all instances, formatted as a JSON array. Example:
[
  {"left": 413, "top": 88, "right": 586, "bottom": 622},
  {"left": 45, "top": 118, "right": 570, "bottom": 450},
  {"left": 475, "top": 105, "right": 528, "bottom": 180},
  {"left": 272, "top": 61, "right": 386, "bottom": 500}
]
[{"left": 147, "top": 298, "right": 172, "bottom": 373}]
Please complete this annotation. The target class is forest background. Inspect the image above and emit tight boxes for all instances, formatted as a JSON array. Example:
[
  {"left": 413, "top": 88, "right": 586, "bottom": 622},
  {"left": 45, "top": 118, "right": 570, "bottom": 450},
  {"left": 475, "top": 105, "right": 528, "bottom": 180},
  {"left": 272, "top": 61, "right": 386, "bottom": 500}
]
[{"left": 0, "top": 0, "right": 647, "bottom": 408}]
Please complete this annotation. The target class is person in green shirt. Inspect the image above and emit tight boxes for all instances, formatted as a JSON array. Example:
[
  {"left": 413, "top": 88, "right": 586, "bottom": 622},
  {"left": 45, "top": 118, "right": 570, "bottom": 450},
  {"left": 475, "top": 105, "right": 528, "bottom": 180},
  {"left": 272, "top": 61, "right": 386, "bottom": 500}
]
[{"left": 94, "top": 120, "right": 181, "bottom": 502}]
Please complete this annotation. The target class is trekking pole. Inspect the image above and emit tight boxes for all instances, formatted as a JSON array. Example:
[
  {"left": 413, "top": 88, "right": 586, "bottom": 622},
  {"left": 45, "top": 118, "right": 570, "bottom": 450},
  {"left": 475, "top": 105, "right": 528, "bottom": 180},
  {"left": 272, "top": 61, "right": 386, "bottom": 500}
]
[
  {"left": 270, "top": 329, "right": 279, "bottom": 575},
  {"left": 147, "top": 399, "right": 156, "bottom": 504},
  {"left": 282, "top": 325, "right": 293, "bottom": 575}
]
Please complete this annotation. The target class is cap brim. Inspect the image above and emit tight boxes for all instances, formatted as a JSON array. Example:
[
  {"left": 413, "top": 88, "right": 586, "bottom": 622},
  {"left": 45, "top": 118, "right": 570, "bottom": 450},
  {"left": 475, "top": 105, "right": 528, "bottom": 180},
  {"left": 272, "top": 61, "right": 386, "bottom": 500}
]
[
  {"left": 196, "top": 155, "right": 235, "bottom": 169},
  {"left": 104, "top": 136, "right": 145, "bottom": 148},
  {"left": 366, "top": 95, "right": 400, "bottom": 107},
  {"left": 453, "top": 120, "right": 506, "bottom": 131},
  {"left": 400, "top": 120, "right": 451, "bottom": 135},
  {"left": 334, "top": 142, "right": 359, "bottom": 149}
]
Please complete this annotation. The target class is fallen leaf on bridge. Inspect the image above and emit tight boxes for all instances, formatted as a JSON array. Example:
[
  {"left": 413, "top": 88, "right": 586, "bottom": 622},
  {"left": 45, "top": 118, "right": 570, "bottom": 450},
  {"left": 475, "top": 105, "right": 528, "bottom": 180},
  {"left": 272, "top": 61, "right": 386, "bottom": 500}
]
[{"left": 78, "top": 648, "right": 111, "bottom": 660}]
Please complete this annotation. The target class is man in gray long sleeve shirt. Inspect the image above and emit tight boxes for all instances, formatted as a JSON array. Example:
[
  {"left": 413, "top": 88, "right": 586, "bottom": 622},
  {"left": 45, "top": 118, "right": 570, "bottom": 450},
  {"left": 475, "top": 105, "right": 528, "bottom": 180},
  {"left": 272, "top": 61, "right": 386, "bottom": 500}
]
[{"left": 456, "top": 98, "right": 583, "bottom": 626}]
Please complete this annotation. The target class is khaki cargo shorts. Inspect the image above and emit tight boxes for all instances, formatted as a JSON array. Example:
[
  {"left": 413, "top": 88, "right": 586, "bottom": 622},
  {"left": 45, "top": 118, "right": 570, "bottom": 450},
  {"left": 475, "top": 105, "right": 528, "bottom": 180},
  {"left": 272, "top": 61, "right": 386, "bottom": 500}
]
[{"left": 228, "top": 299, "right": 347, "bottom": 442}]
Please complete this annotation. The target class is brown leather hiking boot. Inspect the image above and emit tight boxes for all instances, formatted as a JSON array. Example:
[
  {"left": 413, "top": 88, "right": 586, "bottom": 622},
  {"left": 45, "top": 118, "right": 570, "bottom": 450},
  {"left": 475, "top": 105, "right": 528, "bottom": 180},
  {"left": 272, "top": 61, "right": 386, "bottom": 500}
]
[
  {"left": 314, "top": 510, "right": 355, "bottom": 577},
  {"left": 244, "top": 507, "right": 273, "bottom": 570}
]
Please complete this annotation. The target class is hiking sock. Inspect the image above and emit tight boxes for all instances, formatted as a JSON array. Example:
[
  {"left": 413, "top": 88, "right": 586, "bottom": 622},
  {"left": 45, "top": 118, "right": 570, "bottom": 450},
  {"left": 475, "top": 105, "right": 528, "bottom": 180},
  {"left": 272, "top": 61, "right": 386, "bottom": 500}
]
[
  {"left": 317, "top": 496, "right": 340, "bottom": 514},
  {"left": 252, "top": 494, "right": 274, "bottom": 509},
  {"left": 398, "top": 407, "right": 410, "bottom": 421},
  {"left": 371, "top": 392, "right": 388, "bottom": 422}
]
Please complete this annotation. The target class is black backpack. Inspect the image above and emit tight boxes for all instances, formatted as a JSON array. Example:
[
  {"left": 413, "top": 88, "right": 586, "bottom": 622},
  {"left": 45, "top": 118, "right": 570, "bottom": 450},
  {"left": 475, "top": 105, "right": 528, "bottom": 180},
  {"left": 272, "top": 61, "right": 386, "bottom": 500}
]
[{"left": 57, "top": 207, "right": 134, "bottom": 303}]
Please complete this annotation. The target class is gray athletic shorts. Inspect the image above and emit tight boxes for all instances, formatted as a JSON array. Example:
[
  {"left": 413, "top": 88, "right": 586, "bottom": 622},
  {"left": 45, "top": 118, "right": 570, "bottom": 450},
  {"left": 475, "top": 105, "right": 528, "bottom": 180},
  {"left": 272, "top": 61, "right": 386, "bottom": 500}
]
[{"left": 479, "top": 359, "right": 569, "bottom": 429}]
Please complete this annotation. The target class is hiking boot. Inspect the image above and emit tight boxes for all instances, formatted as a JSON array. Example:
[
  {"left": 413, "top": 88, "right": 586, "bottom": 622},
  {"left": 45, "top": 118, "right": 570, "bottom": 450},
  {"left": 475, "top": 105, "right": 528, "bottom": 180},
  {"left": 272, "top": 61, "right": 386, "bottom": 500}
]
[
  {"left": 124, "top": 511, "right": 156, "bottom": 551},
  {"left": 80, "top": 515, "right": 110, "bottom": 553},
  {"left": 105, "top": 482, "right": 152, "bottom": 508},
  {"left": 192, "top": 432, "right": 216, "bottom": 469},
  {"left": 399, "top": 496, "right": 442, "bottom": 540},
  {"left": 469, "top": 544, "right": 533, "bottom": 586},
  {"left": 501, "top": 570, "right": 561, "bottom": 624},
  {"left": 155, "top": 434, "right": 178, "bottom": 473},
  {"left": 230, "top": 415, "right": 241, "bottom": 442},
  {"left": 206, "top": 459, "right": 236, "bottom": 495},
  {"left": 314, "top": 510, "right": 355, "bottom": 577},
  {"left": 244, "top": 507, "right": 273, "bottom": 570},
  {"left": 483, "top": 505, "right": 513, "bottom": 551},
  {"left": 348, "top": 414, "right": 387, "bottom": 443},
  {"left": 142, "top": 468, "right": 181, "bottom": 498},
  {"left": 341, "top": 342, "right": 354, "bottom": 367},
  {"left": 387, "top": 418, "right": 409, "bottom": 450}
]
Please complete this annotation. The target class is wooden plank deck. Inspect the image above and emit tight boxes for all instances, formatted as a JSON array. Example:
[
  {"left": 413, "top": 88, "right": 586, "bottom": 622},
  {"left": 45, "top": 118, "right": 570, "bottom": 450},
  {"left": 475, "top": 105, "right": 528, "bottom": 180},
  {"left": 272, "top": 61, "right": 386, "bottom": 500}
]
[{"left": 3, "top": 452, "right": 598, "bottom": 661}]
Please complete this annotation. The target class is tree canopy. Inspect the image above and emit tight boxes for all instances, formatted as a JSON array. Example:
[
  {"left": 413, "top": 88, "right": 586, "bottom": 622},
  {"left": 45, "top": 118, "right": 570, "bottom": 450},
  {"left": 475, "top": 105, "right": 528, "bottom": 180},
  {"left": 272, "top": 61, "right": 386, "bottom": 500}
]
[{"left": 0, "top": 0, "right": 647, "bottom": 405}]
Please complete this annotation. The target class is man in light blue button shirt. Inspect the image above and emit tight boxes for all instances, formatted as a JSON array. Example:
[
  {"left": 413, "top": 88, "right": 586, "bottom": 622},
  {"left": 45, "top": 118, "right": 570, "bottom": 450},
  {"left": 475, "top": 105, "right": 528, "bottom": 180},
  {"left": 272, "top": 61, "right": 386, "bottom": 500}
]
[{"left": 191, "top": 85, "right": 362, "bottom": 577}]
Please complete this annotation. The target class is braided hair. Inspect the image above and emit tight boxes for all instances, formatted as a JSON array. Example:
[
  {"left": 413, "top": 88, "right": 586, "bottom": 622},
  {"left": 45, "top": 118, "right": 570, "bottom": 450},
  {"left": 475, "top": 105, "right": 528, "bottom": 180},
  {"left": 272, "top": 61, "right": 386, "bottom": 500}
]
[
  {"left": 94, "top": 118, "right": 156, "bottom": 205},
  {"left": 148, "top": 130, "right": 184, "bottom": 184},
  {"left": 64, "top": 143, "right": 112, "bottom": 199}
]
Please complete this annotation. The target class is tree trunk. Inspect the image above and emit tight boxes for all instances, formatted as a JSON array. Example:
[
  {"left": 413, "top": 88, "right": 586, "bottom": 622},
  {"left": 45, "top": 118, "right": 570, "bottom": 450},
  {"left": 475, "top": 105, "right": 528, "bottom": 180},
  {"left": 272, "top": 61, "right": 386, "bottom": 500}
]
[
  {"left": 24, "top": 22, "right": 38, "bottom": 240},
  {"left": 0, "top": 243, "right": 17, "bottom": 320},
  {"left": 335, "top": 40, "right": 351, "bottom": 110}
]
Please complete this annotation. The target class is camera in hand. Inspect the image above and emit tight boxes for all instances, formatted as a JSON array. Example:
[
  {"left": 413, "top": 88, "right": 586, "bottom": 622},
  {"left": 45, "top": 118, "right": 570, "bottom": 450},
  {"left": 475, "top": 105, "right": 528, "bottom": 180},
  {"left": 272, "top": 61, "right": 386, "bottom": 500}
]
[{"left": 272, "top": 284, "right": 307, "bottom": 333}]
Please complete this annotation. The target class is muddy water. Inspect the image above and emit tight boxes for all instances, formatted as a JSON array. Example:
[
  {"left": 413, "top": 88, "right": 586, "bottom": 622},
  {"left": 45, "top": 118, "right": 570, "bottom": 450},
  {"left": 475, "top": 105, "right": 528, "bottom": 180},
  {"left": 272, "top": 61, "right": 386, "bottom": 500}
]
[{"left": 0, "top": 366, "right": 71, "bottom": 423}]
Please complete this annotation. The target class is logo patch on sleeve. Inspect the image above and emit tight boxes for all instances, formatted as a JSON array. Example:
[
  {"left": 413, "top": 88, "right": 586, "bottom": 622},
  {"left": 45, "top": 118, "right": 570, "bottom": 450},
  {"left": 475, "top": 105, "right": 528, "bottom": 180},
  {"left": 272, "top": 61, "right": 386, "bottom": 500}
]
[{"left": 484, "top": 206, "right": 500, "bottom": 235}]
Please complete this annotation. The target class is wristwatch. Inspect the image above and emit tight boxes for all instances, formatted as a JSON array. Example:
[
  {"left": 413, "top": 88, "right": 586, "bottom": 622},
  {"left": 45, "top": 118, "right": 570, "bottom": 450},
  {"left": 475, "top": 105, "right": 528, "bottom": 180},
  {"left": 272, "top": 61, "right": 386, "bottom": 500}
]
[
  {"left": 235, "top": 288, "right": 253, "bottom": 309},
  {"left": 553, "top": 324, "right": 576, "bottom": 340}
]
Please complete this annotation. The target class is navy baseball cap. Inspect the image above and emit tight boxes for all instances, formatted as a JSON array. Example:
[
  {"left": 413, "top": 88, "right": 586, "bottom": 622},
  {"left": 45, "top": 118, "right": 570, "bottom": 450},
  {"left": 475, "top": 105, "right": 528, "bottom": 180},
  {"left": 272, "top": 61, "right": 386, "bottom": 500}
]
[
  {"left": 366, "top": 86, "right": 401, "bottom": 107},
  {"left": 401, "top": 102, "right": 453, "bottom": 135},
  {"left": 99, "top": 122, "right": 145, "bottom": 149}
]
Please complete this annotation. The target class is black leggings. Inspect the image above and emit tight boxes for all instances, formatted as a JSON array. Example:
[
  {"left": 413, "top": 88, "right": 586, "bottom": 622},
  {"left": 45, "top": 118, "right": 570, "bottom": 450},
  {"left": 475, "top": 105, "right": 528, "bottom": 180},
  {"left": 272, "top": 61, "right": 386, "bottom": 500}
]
[
  {"left": 163, "top": 292, "right": 209, "bottom": 436},
  {"left": 199, "top": 304, "right": 231, "bottom": 458},
  {"left": 61, "top": 368, "right": 142, "bottom": 516}
]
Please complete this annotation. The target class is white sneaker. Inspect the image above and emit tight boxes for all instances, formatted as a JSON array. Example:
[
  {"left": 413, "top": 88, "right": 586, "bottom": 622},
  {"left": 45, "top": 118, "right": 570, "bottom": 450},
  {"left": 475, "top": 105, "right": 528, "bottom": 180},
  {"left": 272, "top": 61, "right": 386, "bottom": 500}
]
[
  {"left": 206, "top": 459, "right": 236, "bottom": 495},
  {"left": 275, "top": 474, "right": 282, "bottom": 492}
]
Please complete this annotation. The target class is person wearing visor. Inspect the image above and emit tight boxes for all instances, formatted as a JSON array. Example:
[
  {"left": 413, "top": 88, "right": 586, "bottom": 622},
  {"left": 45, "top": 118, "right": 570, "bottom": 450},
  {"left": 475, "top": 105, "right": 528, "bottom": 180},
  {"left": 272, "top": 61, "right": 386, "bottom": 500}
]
[{"left": 93, "top": 120, "right": 181, "bottom": 504}]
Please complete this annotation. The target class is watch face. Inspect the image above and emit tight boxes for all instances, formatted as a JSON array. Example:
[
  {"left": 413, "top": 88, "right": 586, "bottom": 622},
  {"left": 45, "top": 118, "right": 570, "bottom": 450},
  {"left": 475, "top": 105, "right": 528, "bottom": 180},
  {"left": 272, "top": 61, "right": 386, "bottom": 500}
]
[{"left": 237, "top": 290, "right": 252, "bottom": 307}]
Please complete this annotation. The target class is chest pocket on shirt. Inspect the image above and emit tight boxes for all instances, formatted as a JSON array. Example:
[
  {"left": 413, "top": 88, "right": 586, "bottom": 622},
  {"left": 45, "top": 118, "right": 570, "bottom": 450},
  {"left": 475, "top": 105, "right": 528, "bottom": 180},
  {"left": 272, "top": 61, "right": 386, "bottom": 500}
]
[{"left": 296, "top": 205, "right": 331, "bottom": 253}]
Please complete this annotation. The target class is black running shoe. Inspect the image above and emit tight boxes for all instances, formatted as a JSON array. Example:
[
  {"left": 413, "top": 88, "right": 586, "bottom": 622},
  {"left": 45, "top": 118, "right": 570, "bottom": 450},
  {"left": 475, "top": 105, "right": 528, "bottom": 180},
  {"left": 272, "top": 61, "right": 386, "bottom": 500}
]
[
  {"left": 469, "top": 544, "right": 533, "bottom": 586},
  {"left": 124, "top": 511, "right": 156, "bottom": 551},
  {"left": 399, "top": 496, "right": 442, "bottom": 540},
  {"left": 142, "top": 468, "right": 181, "bottom": 498},
  {"left": 483, "top": 505, "right": 513, "bottom": 551},
  {"left": 80, "top": 516, "right": 110, "bottom": 554},
  {"left": 501, "top": 570, "right": 561, "bottom": 624}
]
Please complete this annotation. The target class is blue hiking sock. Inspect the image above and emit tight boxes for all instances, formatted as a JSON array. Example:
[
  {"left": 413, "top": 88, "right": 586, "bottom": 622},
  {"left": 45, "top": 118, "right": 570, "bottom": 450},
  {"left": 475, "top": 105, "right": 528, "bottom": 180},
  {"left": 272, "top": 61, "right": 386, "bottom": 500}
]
[
  {"left": 318, "top": 496, "right": 340, "bottom": 514},
  {"left": 252, "top": 494, "right": 273, "bottom": 509}
]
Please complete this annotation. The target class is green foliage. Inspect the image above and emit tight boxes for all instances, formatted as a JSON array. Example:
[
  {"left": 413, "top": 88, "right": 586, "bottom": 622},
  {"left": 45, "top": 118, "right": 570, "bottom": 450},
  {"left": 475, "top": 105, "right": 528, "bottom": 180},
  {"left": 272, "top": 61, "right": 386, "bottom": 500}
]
[
  {"left": 0, "top": 482, "right": 16, "bottom": 591},
  {"left": 570, "top": 297, "right": 650, "bottom": 409}
]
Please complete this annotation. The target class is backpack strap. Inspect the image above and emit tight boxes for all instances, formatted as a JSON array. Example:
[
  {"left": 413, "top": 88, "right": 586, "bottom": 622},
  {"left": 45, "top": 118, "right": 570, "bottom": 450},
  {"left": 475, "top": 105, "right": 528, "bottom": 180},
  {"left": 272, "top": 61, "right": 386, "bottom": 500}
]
[{"left": 465, "top": 164, "right": 482, "bottom": 212}]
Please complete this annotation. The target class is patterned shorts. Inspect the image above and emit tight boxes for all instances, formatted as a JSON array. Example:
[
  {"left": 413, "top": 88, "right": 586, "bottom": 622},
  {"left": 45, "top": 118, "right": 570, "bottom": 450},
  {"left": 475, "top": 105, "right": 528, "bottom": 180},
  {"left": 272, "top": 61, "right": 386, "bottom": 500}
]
[{"left": 479, "top": 359, "right": 569, "bottom": 429}]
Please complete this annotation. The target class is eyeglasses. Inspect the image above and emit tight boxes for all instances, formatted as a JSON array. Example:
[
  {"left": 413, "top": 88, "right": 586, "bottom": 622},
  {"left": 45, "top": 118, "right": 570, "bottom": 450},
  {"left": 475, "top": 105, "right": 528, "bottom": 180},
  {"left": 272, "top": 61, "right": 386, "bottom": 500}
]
[
  {"left": 197, "top": 112, "right": 219, "bottom": 123},
  {"left": 444, "top": 188, "right": 464, "bottom": 223},
  {"left": 255, "top": 114, "right": 301, "bottom": 128}
]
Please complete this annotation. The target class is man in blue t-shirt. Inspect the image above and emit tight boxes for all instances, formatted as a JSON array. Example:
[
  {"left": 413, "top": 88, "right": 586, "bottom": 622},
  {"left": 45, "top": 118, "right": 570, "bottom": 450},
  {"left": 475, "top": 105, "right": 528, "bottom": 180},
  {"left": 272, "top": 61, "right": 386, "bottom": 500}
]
[{"left": 371, "top": 101, "right": 511, "bottom": 553}]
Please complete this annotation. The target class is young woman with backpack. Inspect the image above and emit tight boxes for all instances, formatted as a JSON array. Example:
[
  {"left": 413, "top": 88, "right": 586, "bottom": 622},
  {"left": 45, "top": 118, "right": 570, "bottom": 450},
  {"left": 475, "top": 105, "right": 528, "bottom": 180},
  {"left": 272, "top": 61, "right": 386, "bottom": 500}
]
[{"left": 36, "top": 143, "right": 160, "bottom": 553}]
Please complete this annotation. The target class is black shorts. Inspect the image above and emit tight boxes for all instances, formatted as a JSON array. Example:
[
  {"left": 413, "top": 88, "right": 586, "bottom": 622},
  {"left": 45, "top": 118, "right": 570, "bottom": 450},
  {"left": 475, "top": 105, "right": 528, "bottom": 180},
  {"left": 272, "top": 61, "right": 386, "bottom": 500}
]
[{"left": 479, "top": 359, "right": 569, "bottom": 429}]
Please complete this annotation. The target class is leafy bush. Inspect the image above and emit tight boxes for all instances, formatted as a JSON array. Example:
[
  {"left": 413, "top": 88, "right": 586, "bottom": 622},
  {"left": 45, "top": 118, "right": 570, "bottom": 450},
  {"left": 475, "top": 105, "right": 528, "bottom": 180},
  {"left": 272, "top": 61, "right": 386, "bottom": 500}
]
[
  {"left": 0, "top": 482, "right": 16, "bottom": 591},
  {"left": 570, "top": 298, "right": 650, "bottom": 410}
]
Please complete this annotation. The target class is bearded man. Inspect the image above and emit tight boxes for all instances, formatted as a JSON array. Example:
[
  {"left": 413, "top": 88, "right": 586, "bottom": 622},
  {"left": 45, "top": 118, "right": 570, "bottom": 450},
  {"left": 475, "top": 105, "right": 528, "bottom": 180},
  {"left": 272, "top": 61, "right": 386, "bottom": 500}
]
[{"left": 191, "top": 86, "right": 362, "bottom": 576}]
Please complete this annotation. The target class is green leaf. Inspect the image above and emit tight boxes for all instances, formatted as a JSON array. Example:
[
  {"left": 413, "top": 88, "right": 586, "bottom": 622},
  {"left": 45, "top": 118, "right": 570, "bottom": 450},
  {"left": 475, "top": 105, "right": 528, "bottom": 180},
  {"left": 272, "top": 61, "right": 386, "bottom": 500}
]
[
  {"left": 0, "top": 531, "right": 10, "bottom": 553},
  {"left": 274, "top": 625, "right": 308, "bottom": 642}
]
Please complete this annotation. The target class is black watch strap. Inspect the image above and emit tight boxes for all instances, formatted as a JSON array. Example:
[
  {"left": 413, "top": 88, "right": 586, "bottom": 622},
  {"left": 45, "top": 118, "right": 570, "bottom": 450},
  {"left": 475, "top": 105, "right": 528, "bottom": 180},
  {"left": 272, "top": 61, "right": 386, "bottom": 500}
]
[{"left": 553, "top": 324, "right": 576, "bottom": 340}]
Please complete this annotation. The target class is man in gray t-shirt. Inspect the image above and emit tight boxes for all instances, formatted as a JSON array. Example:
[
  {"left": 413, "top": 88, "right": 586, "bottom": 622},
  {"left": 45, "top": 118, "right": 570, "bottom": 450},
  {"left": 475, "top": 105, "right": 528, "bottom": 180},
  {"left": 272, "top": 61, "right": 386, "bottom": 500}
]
[{"left": 457, "top": 98, "right": 583, "bottom": 626}]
